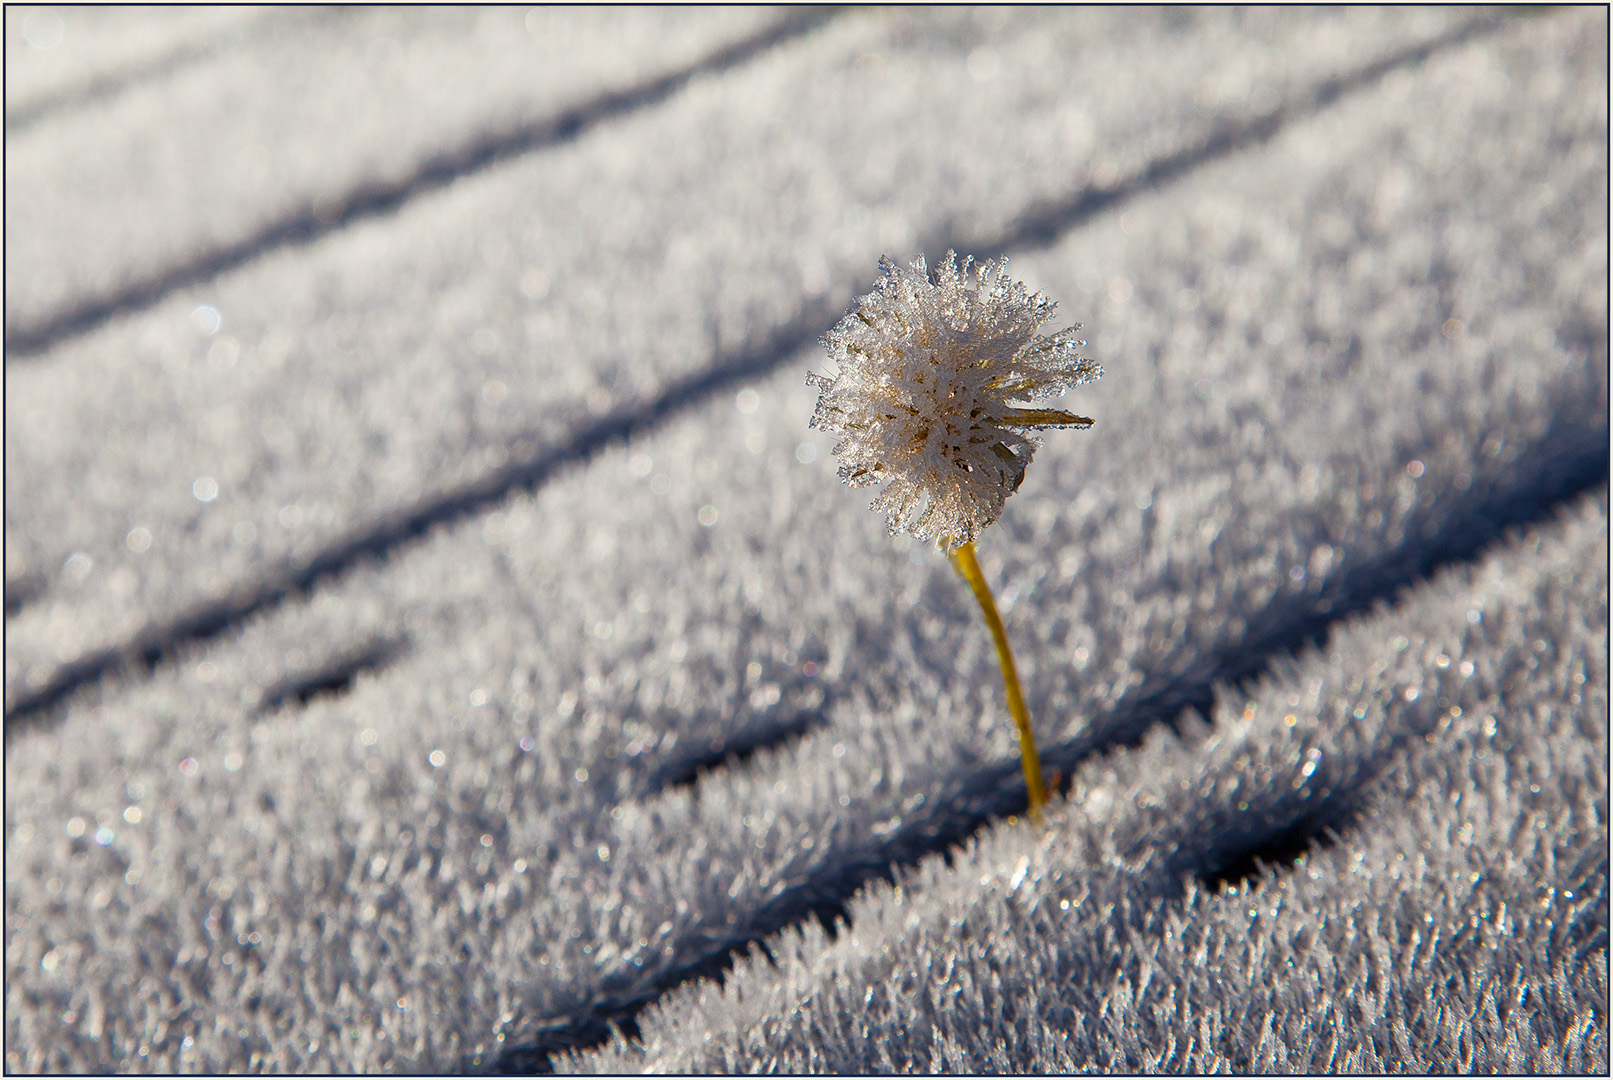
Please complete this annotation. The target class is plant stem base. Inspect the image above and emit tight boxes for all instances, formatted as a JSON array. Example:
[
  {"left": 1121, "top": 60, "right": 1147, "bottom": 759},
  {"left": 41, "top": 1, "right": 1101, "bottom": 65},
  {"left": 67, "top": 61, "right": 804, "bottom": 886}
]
[{"left": 952, "top": 540, "right": 1048, "bottom": 822}]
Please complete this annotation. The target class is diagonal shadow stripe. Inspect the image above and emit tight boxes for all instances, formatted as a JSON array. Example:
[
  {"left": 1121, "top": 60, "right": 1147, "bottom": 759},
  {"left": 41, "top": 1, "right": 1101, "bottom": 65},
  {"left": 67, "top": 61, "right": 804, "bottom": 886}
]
[
  {"left": 2, "top": 6, "right": 842, "bottom": 360},
  {"left": 250, "top": 635, "right": 406, "bottom": 714},
  {"left": 0, "top": 8, "right": 1524, "bottom": 730},
  {"left": 1, "top": 295, "right": 844, "bottom": 728},
  {"left": 486, "top": 412, "right": 1609, "bottom": 1074},
  {"left": 3, "top": 8, "right": 332, "bottom": 134},
  {"left": 642, "top": 708, "right": 832, "bottom": 796},
  {"left": 972, "top": 9, "right": 1513, "bottom": 261},
  {"left": 3, "top": 573, "right": 48, "bottom": 618}
]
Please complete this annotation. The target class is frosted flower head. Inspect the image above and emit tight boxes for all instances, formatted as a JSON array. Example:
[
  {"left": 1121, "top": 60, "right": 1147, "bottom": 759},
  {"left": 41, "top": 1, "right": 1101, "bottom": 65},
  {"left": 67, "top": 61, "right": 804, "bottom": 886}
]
[{"left": 808, "top": 251, "right": 1101, "bottom": 551}]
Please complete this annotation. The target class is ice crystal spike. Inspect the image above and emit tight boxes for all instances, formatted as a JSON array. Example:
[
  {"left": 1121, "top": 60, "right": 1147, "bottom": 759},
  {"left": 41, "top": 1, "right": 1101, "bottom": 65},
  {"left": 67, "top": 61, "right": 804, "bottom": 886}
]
[{"left": 810, "top": 252, "right": 1100, "bottom": 550}]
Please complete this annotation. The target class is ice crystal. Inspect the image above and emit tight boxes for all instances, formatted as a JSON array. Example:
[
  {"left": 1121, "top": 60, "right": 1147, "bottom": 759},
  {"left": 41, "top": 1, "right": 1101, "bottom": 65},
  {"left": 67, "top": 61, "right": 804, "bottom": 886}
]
[{"left": 809, "top": 252, "right": 1101, "bottom": 550}]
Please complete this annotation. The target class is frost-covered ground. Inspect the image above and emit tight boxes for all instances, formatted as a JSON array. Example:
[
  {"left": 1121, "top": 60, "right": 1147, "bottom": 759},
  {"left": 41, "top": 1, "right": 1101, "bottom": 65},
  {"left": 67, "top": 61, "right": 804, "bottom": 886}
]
[{"left": 4, "top": 6, "right": 1607, "bottom": 1073}]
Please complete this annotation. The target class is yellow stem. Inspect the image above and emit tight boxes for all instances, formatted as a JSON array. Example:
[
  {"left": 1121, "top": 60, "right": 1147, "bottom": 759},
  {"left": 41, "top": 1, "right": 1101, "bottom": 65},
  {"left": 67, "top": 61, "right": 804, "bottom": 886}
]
[{"left": 951, "top": 540, "right": 1048, "bottom": 821}]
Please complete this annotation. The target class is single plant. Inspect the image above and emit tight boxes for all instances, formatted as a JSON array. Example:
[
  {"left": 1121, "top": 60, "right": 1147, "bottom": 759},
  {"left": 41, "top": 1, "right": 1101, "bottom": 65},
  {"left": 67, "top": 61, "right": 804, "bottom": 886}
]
[{"left": 808, "top": 251, "right": 1100, "bottom": 819}]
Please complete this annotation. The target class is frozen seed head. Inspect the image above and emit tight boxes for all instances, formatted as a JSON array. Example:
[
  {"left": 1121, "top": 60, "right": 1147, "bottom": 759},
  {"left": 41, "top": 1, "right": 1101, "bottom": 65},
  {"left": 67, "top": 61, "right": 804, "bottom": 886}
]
[{"left": 809, "top": 251, "right": 1101, "bottom": 551}]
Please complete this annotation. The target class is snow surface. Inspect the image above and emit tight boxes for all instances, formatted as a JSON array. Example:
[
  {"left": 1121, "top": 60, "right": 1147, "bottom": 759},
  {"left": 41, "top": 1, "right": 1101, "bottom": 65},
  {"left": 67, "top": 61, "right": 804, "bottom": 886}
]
[{"left": 4, "top": 6, "right": 1607, "bottom": 1073}]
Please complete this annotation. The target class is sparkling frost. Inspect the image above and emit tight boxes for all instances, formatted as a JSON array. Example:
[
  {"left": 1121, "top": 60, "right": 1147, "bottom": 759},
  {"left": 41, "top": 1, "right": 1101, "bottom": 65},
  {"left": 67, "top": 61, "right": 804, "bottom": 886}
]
[{"left": 809, "top": 252, "right": 1101, "bottom": 550}]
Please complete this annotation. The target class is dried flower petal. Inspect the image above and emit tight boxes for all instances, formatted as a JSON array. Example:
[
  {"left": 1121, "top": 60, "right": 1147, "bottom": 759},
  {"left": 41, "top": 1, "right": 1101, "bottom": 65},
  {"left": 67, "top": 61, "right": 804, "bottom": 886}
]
[{"left": 809, "top": 251, "right": 1100, "bottom": 550}]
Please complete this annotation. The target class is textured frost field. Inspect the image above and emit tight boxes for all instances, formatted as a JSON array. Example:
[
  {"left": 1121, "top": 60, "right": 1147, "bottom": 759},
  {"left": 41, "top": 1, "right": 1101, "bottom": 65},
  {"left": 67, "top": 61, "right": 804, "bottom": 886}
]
[{"left": 4, "top": 6, "right": 1607, "bottom": 1073}]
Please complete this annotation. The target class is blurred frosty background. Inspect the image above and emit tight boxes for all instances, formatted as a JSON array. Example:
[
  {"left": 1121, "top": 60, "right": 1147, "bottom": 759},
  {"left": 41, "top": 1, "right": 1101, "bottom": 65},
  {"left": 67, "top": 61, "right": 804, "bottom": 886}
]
[{"left": 5, "top": 6, "right": 1607, "bottom": 1072}]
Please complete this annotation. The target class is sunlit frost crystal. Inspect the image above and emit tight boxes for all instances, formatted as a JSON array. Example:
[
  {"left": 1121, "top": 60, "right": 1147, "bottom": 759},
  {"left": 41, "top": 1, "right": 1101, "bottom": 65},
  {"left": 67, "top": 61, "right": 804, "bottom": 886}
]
[{"left": 809, "top": 251, "right": 1101, "bottom": 550}]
